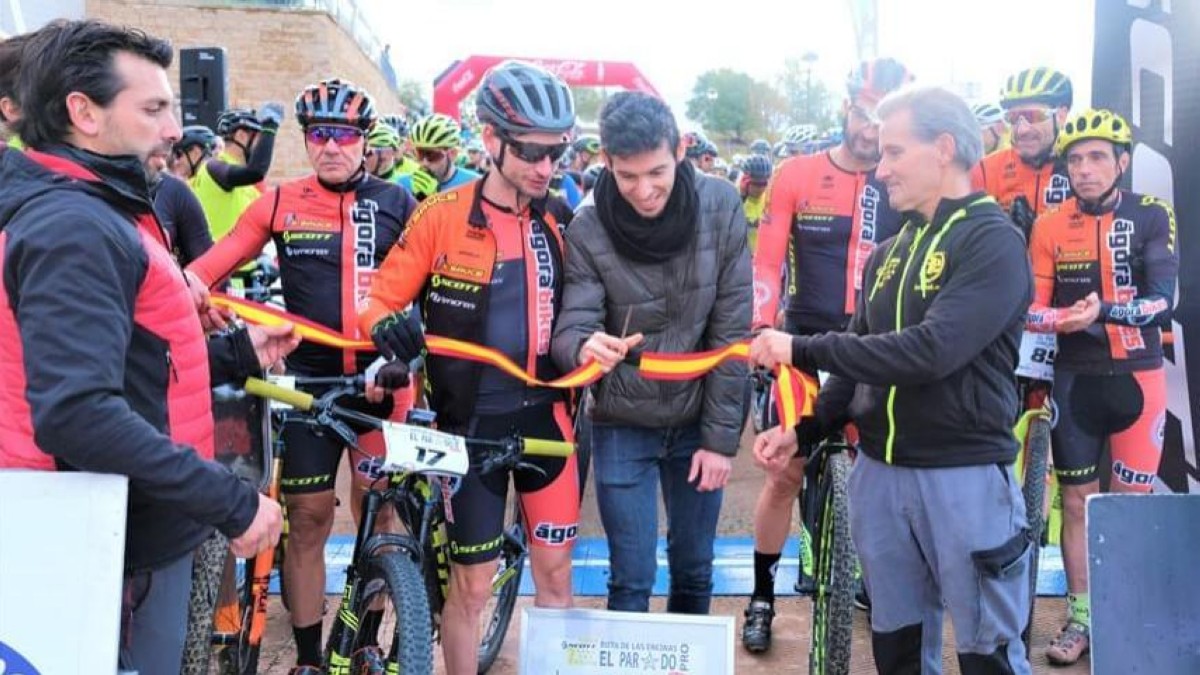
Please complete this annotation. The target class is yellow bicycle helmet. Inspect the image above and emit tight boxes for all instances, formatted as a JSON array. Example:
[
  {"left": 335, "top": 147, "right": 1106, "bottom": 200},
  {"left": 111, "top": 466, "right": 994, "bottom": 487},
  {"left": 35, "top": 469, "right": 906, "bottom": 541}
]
[
  {"left": 367, "top": 123, "right": 402, "bottom": 149},
  {"left": 1055, "top": 108, "right": 1133, "bottom": 156},
  {"left": 1000, "top": 67, "right": 1073, "bottom": 110},
  {"left": 410, "top": 113, "right": 461, "bottom": 149}
]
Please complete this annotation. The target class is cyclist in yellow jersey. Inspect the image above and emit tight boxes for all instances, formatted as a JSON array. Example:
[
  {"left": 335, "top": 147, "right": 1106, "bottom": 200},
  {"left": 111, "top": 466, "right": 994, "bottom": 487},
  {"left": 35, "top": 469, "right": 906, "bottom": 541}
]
[
  {"left": 380, "top": 113, "right": 422, "bottom": 179},
  {"left": 364, "top": 122, "right": 404, "bottom": 182},
  {"left": 740, "top": 154, "right": 772, "bottom": 252},
  {"left": 397, "top": 113, "right": 480, "bottom": 200},
  {"left": 190, "top": 105, "right": 283, "bottom": 240}
]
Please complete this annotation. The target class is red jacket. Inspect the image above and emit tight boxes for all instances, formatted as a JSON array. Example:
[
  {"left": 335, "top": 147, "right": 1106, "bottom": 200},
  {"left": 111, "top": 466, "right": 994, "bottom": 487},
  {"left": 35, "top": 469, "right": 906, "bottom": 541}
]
[{"left": 0, "top": 145, "right": 258, "bottom": 572}]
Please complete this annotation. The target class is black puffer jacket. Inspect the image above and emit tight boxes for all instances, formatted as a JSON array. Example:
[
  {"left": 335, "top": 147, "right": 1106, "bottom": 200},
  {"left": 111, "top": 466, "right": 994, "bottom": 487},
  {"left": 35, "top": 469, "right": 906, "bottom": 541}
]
[{"left": 551, "top": 171, "right": 752, "bottom": 456}]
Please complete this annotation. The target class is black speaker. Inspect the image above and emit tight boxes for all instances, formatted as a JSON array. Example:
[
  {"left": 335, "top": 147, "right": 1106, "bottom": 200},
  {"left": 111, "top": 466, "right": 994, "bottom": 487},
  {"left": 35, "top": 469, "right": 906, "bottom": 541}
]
[{"left": 180, "top": 47, "right": 228, "bottom": 131}]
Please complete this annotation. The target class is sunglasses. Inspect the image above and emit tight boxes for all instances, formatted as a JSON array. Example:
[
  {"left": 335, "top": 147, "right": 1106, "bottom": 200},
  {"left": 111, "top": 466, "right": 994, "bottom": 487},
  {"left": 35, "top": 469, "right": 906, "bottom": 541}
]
[
  {"left": 501, "top": 134, "right": 569, "bottom": 164},
  {"left": 305, "top": 125, "right": 364, "bottom": 146},
  {"left": 416, "top": 148, "right": 447, "bottom": 162},
  {"left": 1004, "top": 107, "right": 1056, "bottom": 126}
]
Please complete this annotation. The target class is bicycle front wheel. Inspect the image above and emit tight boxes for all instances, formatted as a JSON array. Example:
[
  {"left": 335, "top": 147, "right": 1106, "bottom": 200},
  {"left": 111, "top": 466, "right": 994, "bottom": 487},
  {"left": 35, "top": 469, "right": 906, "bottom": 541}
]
[
  {"left": 343, "top": 551, "right": 433, "bottom": 673},
  {"left": 1019, "top": 411, "right": 1052, "bottom": 649},
  {"left": 478, "top": 508, "right": 527, "bottom": 672},
  {"left": 809, "top": 451, "right": 855, "bottom": 675}
]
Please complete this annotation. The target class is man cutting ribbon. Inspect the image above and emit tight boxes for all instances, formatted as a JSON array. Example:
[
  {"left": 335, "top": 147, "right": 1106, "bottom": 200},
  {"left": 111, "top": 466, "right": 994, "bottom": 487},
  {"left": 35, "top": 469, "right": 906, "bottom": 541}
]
[{"left": 550, "top": 92, "right": 752, "bottom": 617}]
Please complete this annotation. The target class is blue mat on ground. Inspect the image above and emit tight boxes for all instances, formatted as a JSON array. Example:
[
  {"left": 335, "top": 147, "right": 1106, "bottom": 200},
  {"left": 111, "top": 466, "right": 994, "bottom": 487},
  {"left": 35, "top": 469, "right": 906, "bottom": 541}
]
[{"left": 263, "top": 535, "right": 1067, "bottom": 597}]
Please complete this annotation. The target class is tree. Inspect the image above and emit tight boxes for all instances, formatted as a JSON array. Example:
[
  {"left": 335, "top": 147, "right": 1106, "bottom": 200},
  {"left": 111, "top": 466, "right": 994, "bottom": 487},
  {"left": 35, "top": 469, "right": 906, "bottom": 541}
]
[
  {"left": 395, "top": 78, "right": 430, "bottom": 117},
  {"left": 776, "top": 58, "right": 838, "bottom": 131},
  {"left": 571, "top": 86, "right": 608, "bottom": 122},
  {"left": 685, "top": 69, "right": 784, "bottom": 144}
]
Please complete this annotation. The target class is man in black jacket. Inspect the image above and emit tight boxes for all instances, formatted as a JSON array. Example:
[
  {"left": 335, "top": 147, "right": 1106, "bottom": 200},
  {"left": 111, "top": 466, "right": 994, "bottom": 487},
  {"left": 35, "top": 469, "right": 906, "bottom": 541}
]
[
  {"left": 552, "top": 92, "right": 751, "bottom": 615},
  {"left": 0, "top": 20, "right": 290, "bottom": 673},
  {"left": 750, "top": 86, "right": 1034, "bottom": 674}
]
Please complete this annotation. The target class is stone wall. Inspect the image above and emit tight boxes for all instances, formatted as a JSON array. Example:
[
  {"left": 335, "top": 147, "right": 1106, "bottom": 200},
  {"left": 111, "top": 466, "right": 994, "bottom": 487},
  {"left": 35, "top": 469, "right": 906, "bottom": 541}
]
[{"left": 87, "top": 0, "right": 402, "bottom": 180}]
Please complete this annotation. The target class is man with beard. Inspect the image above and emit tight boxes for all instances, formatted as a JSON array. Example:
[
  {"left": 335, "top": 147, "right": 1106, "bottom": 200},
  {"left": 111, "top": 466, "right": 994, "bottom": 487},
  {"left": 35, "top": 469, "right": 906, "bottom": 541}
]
[
  {"left": 978, "top": 67, "right": 1074, "bottom": 243},
  {"left": 360, "top": 61, "right": 580, "bottom": 675},
  {"left": 551, "top": 91, "right": 751, "bottom": 618},
  {"left": 0, "top": 20, "right": 290, "bottom": 672},
  {"left": 741, "top": 57, "right": 911, "bottom": 653},
  {"left": 978, "top": 68, "right": 1074, "bottom": 414}
]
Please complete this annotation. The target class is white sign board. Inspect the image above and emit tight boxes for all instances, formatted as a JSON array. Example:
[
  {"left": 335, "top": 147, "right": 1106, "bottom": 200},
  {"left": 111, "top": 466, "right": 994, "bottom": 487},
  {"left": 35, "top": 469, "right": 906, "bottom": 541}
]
[
  {"left": 520, "top": 607, "right": 734, "bottom": 675},
  {"left": 0, "top": 471, "right": 128, "bottom": 674}
]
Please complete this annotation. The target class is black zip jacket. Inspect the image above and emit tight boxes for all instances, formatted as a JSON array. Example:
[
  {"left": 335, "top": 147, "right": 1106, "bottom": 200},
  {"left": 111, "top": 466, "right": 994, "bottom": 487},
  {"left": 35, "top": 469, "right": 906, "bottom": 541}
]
[{"left": 792, "top": 193, "right": 1032, "bottom": 467}]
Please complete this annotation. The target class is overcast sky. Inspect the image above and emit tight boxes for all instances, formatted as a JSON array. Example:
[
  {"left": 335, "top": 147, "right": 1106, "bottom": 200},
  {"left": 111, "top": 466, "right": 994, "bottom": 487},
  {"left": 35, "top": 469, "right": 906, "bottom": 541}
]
[{"left": 367, "top": 0, "right": 1094, "bottom": 125}]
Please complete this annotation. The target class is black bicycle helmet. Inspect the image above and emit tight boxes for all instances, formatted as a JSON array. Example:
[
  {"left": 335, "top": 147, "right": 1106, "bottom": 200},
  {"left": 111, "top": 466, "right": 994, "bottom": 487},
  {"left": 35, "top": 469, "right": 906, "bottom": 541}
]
[
  {"left": 175, "top": 125, "right": 217, "bottom": 154},
  {"left": 216, "top": 108, "right": 261, "bottom": 137},
  {"left": 475, "top": 60, "right": 575, "bottom": 136},
  {"left": 684, "top": 131, "right": 710, "bottom": 159},
  {"left": 750, "top": 139, "right": 771, "bottom": 156},
  {"left": 295, "top": 78, "right": 377, "bottom": 131},
  {"left": 381, "top": 113, "right": 409, "bottom": 138},
  {"left": 573, "top": 134, "right": 600, "bottom": 155},
  {"left": 743, "top": 154, "right": 773, "bottom": 182}
]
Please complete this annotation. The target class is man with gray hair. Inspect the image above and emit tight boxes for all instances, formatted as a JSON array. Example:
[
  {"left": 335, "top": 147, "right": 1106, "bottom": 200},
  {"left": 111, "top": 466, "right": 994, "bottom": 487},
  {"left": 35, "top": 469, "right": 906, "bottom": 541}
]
[{"left": 748, "top": 86, "right": 1034, "bottom": 673}]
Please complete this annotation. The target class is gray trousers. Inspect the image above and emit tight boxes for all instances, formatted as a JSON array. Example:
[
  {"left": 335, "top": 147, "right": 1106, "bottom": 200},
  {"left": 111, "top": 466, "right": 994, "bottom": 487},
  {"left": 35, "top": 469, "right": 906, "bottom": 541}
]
[
  {"left": 848, "top": 453, "right": 1032, "bottom": 675},
  {"left": 118, "top": 551, "right": 195, "bottom": 675}
]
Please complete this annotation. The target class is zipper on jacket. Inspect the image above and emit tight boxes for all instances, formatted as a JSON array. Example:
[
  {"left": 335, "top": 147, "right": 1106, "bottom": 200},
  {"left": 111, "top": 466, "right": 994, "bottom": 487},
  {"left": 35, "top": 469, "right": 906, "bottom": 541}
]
[
  {"left": 166, "top": 349, "right": 179, "bottom": 383},
  {"left": 884, "top": 226, "right": 928, "bottom": 463},
  {"left": 881, "top": 197, "right": 992, "bottom": 463}
]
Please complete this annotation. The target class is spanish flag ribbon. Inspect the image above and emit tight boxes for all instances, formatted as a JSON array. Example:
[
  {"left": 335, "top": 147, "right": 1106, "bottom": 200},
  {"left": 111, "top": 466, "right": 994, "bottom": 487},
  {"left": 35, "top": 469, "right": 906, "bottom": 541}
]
[
  {"left": 210, "top": 294, "right": 603, "bottom": 388},
  {"left": 636, "top": 341, "right": 817, "bottom": 427},
  {"left": 422, "top": 334, "right": 606, "bottom": 389},
  {"left": 637, "top": 342, "right": 751, "bottom": 380},
  {"left": 211, "top": 294, "right": 373, "bottom": 350},
  {"left": 211, "top": 294, "right": 818, "bottom": 421}
]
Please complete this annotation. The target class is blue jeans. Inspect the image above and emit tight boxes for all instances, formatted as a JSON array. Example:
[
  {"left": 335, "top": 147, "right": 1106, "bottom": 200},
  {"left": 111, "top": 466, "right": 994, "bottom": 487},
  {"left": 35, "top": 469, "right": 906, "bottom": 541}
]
[{"left": 592, "top": 423, "right": 723, "bottom": 614}]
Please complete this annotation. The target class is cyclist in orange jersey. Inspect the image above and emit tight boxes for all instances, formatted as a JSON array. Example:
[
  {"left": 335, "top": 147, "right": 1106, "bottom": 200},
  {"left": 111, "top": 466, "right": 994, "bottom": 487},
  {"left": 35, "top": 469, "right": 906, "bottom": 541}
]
[
  {"left": 1025, "top": 109, "right": 1178, "bottom": 666},
  {"left": 742, "top": 57, "right": 911, "bottom": 653}
]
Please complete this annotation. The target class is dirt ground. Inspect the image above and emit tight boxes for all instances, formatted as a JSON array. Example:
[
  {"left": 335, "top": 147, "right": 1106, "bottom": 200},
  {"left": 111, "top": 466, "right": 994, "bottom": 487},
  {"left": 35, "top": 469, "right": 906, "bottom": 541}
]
[{"left": 250, "top": 429, "right": 1089, "bottom": 674}]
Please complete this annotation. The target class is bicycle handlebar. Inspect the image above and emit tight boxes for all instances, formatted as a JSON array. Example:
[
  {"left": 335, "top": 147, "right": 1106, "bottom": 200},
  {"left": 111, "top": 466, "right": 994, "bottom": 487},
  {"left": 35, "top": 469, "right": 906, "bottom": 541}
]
[
  {"left": 244, "top": 377, "right": 574, "bottom": 474},
  {"left": 521, "top": 437, "right": 574, "bottom": 458},
  {"left": 245, "top": 377, "right": 314, "bottom": 411}
]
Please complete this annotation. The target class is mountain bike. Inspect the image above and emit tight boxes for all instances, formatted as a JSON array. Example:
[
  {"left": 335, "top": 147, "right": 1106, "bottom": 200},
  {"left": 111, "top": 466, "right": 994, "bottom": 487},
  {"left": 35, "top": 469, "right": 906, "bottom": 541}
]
[
  {"left": 751, "top": 370, "right": 856, "bottom": 675},
  {"left": 181, "top": 378, "right": 273, "bottom": 675},
  {"left": 1014, "top": 400, "right": 1052, "bottom": 650},
  {"left": 241, "top": 376, "right": 573, "bottom": 673}
]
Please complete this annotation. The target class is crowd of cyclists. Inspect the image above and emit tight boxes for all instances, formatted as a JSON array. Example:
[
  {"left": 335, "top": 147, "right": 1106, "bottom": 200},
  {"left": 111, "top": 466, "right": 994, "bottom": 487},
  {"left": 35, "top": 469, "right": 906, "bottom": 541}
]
[{"left": 0, "top": 17, "right": 1179, "bottom": 675}]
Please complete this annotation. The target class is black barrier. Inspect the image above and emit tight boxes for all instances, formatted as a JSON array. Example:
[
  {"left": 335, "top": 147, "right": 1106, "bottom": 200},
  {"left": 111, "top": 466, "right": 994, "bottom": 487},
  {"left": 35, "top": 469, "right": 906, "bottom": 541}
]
[{"left": 1093, "top": 2, "right": 1200, "bottom": 493}]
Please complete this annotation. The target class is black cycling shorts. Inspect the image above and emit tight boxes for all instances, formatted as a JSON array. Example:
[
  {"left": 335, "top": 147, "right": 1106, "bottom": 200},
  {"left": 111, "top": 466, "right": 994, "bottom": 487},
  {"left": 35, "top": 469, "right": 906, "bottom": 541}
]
[
  {"left": 445, "top": 401, "right": 580, "bottom": 565},
  {"left": 1051, "top": 368, "right": 1166, "bottom": 489}
]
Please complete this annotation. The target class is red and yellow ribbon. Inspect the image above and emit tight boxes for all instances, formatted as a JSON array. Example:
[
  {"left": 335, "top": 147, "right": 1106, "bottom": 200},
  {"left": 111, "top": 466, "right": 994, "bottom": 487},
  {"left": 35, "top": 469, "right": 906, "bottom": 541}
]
[{"left": 212, "top": 294, "right": 817, "bottom": 424}]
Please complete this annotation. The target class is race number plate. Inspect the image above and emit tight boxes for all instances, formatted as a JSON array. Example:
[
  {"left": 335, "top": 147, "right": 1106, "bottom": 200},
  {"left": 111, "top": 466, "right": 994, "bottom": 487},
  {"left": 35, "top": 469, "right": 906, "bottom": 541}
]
[
  {"left": 381, "top": 421, "right": 470, "bottom": 477},
  {"left": 1015, "top": 332, "right": 1057, "bottom": 382}
]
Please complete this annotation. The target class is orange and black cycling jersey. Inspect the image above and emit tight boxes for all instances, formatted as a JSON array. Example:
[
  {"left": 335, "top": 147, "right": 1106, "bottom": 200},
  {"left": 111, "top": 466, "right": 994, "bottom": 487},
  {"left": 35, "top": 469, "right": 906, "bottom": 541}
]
[
  {"left": 752, "top": 150, "right": 903, "bottom": 332},
  {"left": 1026, "top": 190, "right": 1178, "bottom": 374},
  {"left": 359, "top": 180, "right": 566, "bottom": 430},
  {"left": 977, "top": 146, "right": 1071, "bottom": 217},
  {"left": 188, "top": 173, "right": 416, "bottom": 375}
]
